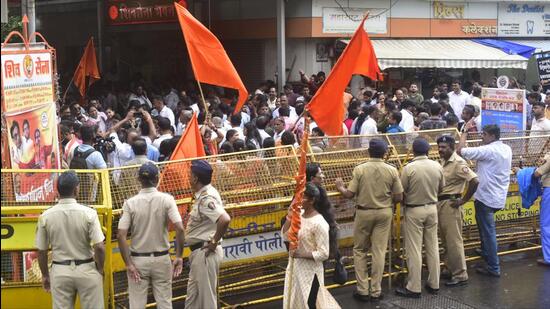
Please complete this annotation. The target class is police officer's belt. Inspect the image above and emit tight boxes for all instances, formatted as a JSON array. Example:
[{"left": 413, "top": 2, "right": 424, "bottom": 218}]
[
  {"left": 189, "top": 243, "right": 204, "bottom": 252},
  {"left": 406, "top": 203, "right": 436, "bottom": 208},
  {"left": 438, "top": 194, "right": 462, "bottom": 201},
  {"left": 52, "top": 258, "right": 94, "bottom": 265},
  {"left": 356, "top": 205, "right": 387, "bottom": 210},
  {"left": 130, "top": 250, "right": 169, "bottom": 257}
]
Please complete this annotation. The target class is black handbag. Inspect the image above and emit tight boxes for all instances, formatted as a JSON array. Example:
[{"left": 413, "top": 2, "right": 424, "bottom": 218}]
[{"left": 332, "top": 251, "right": 348, "bottom": 285}]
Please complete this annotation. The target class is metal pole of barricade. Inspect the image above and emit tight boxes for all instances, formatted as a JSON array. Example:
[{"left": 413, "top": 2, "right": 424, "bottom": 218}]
[{"left": 100, "top": 170, "right": 115, "bottom": 309}]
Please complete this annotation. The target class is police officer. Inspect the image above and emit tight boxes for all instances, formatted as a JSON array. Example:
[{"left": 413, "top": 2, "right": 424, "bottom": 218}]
[
  {"left": 185, "top": 160, "right": 231, "bottom": 309},
  {"left": 437, "top": 135, "right": 479, "bottom": 286},
  {"left": 117, "top": 162, "right": 185, "bottom": 309},
  {"left": 35, "top": 171, "right": 105, "bottom": 309},
  {"left": 396, "top": 138, "right": 445, "bottom": 298},
  {"left": 535, "top": 152, "right": 550, "bottom": 266},
  {"left": 336, "top": 138, "right": 403, "bottom": 302}
]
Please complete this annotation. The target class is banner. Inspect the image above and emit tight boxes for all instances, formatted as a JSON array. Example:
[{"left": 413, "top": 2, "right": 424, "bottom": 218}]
[
  {"left": 5, "top": 103, "right": 59, "bottom": 202},
  {"left": 481, "top": 87, "right": 526, "bottom": 131},
  {"left": 536, "top": 52, "right": 550, "bottom": 91},
  {"left": 497, "top": 2, "right": 550, "bottom": 37},
  {"left": 322, "top": 7, "right": 388, "bottom": 34},
  {"left": 1, "top": 51, "right": 54, "bottom": 113}
]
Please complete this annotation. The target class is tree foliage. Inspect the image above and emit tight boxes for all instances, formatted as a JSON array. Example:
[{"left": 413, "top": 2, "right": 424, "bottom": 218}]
[{"left": 1, "top": 15, "right": 23, "bottom": 43}]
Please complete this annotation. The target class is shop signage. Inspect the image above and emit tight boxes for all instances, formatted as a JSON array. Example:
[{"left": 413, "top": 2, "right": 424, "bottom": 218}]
[
  {"left": 481, "top": 87, "right": 526, "bottom": 131},
  {"left": 498, "top": 2, "right": 550, "bottom": 36},
  {"left": 322, "top": 7, "right": 388, "bottom": 34},
  {"left": 433, "top": 1, "right": 465, "bottom": 19},
  {"left": 107, "top": 0, "right": 187, "bottom": 25},
  {"left": 535, "top": 52, "right": 550, "bottom": 91},
  {"left": 461, "top": 23, "right": 497, "bottom": 36}
]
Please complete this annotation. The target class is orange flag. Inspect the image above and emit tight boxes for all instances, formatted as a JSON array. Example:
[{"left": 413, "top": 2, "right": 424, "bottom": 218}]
[
  {"left": 307, "top": 15, "right": 381, "bottom": 136},
  {"left": 73, "top": 37, "right": 100, "bottom": 97},
  {"left": 287, "top": 117, "right": 310, "bottom": 251},
  {"left": 170, "top": 113, "right": 205, "bottom": 160},
  {"left": 158, "top": 113, "right": 205, "bottom": 202},
  {"left": 175, "top": 3, "right": 248, "bottom": 114}
]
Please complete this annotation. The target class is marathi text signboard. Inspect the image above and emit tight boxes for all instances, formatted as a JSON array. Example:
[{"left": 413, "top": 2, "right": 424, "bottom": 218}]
[
  {"left": 1, "top": 51, "right": 54, "bottom": 112},
  {"left": 481, "top": 88, "right": 526, "bottom": 131},
  {"left": 536, "top": 52, "right": 550, "bottom": 91},
  {"left": 322, "top": 7, "right": 388, "bottom": 34},
  {"left": 5, "top": 103, "right": 59, "bottom": 202},
  {"left": 107, "top": 0, "right": 187, "bottom": 25},
  {"left": 498, "top": 2, "right": 550, "bottom": 37}
]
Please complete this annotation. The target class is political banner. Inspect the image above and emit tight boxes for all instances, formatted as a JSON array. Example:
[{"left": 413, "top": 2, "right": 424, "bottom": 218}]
[
  {"left": 535, "top": 52, "right": 550, "bottom": 91},
  {"left": 1, "top": 51, "right": 54, "bottom": 113},
  {"left": 481, "top": 87, "right": 526, "bottom": 131},
  {"left": 5, "top": 102, "right": 59, "bottom": 202}
]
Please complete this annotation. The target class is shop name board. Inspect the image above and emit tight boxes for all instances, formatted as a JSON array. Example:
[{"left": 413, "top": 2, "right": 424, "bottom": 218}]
[
  {"left": 322, "top": 7, "right": 388, "bottom": 34},
  {"left": 536, "top": 52, "right": 550, "bottom": 91},
  {"left": 498, "top": 2, "right": 550, "bottom": 36},
  {"left": 107, "top": 0, "right": 187, "bottom": 25},
  {"left": 461, "top": 23, "right": 497, "bottom": 35},
  {"left": 433, "top": 1, "right": 465, "bottom": 19}
]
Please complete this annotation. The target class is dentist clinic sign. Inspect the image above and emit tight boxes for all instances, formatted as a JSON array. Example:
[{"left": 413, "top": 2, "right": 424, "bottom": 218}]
[{"left": 498, "top": 2, "right": 550, "bottom": 36}]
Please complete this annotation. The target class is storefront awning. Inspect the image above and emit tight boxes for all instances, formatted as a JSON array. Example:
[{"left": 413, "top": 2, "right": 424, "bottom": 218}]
[
  {"left": 339, "top": 39, "right": 529, "bottom": 70},
  {"left": 506, "top": 40, "right": 550, "bottom": 54}
]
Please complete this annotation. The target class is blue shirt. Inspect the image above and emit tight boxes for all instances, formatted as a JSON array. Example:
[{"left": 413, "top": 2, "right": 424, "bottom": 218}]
[
  {"left": 386, "top": 124, "right": 404, "bottom": 133},
  {"left": 75, "top": 144, "right": 107, "bottom": 169},
  {"left": 146, "top": 144, "right": 160, "bottom": 162}
]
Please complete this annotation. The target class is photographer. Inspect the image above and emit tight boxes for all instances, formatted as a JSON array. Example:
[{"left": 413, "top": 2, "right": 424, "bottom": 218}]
[{"left": 70, "top": 125, "right": 107, "bottom": 170}]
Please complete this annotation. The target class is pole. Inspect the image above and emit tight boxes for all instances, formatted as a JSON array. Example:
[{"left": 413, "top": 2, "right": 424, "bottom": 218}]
[
  {"left": 62, "top": 74, "right": 76, "bottom": 103},
  {"left": 276, "top": 0, "right": 286, "bottom": 93},
  {"left": 96, "top": 0, "right": 104, "bottom": 72},
  {"left": 196, "top": 80, "right": 209, "bottom": 119},
  {"left": 21, "top": 0, "right": 35, "bottom": 42}
]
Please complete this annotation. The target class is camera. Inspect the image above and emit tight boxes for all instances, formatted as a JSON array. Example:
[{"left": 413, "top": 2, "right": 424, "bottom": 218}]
[{"left": 94, "top": 135, "right": 116, "bottom": 157}]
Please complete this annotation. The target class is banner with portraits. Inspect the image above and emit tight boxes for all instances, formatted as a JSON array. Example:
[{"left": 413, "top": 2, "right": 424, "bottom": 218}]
[
  {"left": 5, "top": 102, "right": 59, "bottom": 202},
  {"left": 481, "top": 88, "right": 526, "bottom": 131}
]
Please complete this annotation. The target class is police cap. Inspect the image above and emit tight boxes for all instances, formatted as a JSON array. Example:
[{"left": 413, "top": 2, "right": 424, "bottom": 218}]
[
  {"left": 436, "top": 135, "right": 455, "bottom": 146},
  {"left": 412, "top": 137, "right": 430, "bottom": 154},
  {"left": 138, "top": 162, "right": 159, "bottom": 179},
  {"left": 191, "top": 160, "right": 213, "bottom": 177},
  {"left": 369, "top": 138, "right": 388, "bottom": 156}
]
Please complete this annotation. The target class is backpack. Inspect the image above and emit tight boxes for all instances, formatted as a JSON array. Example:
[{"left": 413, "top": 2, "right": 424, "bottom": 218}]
[{"left": 69, "top": 147, "right": 96, "bottom": 169}]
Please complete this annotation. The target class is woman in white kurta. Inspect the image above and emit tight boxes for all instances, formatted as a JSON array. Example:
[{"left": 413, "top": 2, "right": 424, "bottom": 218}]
[{"left": 282, "top": 183, "right": 341, "bottom": 309}]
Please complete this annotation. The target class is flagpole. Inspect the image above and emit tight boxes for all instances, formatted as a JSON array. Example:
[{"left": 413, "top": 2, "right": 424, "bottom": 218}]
[
  {"left": 196, "top": 80, "right": 209, "bottom": 119},
  {"left": 62, "top": 73, "right": 76, "bottom": 103}
]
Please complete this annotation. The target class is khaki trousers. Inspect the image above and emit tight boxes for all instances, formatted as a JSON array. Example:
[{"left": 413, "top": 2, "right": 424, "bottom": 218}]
[
  {"left": 50, "top": 262, "right": 104, "bottom": 309},
  {"left": 128, "top": 255, "right": 173, "bottom": 309},
  {"left": 353, "top": 208, "right": 392, "bottom": 297},
  {"left": 404, "top": 204, "right": 440, "bottom": 293},
  {"left": 437, "top": 200, "right": 468, "bottom": 281},
  {"left": 185, "top": 246, "right": 223, "bottom": 309}
]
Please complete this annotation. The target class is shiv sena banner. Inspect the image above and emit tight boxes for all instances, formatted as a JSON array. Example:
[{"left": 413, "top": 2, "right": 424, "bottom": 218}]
[{"left": 5, "top": 102, "right": 59, "bottom": 202}]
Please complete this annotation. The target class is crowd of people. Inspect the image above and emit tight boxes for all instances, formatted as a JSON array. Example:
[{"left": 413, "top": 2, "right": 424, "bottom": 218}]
[{"left": 57, "top": 72, "right": 550, "bottom": 171}]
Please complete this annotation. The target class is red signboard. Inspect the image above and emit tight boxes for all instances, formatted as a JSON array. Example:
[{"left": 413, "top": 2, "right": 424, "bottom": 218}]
[{"left": 107, "top": 0, "right": 188, "bottom": 25}]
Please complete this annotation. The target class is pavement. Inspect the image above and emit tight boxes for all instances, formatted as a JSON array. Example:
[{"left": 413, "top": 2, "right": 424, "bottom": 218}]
[{"left": 247, "top": 251, "right": 550, "bottom": 309}]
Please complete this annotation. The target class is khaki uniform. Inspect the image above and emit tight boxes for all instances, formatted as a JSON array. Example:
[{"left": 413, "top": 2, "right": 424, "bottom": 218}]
[
  {"left": 35, "top": 198, "right": 105, "bottom": 309},
  {"left": 401, "top": 156, "right": 445, "bottom": 293},
  {"left": 348, "top": 158, "right": 403, "bottom": 297},
  {"left": 439, "top": 152, "right": 477, "bottom": 281},
  {"left": 118, "top": 187, "right": 182, "bottom": 309},
  {"left": 538, "top": 152, "right": 550, "bottom": 188},
  {"left": 185, "top": 184, "right": 227, "bottom": 309}
]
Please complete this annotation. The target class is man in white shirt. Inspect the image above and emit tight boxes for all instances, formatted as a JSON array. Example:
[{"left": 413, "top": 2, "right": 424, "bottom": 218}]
[
  {"left": 151, "top": 95, "right": 175, "bottom": 129},
  {"left": 128, "top": 86, "right": 152, "bottom": 109},
  {"left": 163, "top": 87, "right": 180, "bottom": 113},
  {"left": 153, "top": 117, "right": 174, "bottom": 150},
  {"left": 449, "top": 81, "right": 471, "bottom": 123},
  {"left": 457, "top": 124, "right": 512, "bottom": 278},
  {"left": 176, "top": 110, "right": 193, "bottom": 136},
  {"left": 399, "top": 100, "right": 416, "bottom": 132},
  {"left": 256, "top": 116, "right": 271, "bottom": 143},
  {"left": 531, "top": 102, "right": 550, "bottom": 135},
  {"left": 267, "top": 87, "right": 278, "bottom": 110},
  {"left": 272, "top": 95, "right": 298, "bottom": 121}
]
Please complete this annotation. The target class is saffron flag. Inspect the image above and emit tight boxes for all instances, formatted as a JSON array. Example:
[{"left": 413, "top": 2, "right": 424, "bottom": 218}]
[
  {"left": 175, "top": 2, "right": 248, "bottom": 114},
  {"left": 306, "top": 15, "right": 381, "bottom": 136},
  {"left": 73, "top": 37, "right": 100, "bottom": 97},
  {"left": 287, "top": 117, "right": 310, "bottom": 251},
  {"left": 159, "top": 113, "right": 205, "bottom": 202}
]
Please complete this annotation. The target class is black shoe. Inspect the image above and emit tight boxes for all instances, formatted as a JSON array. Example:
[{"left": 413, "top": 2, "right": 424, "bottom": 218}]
[
  {"left": 370, "top": 293, "right": 384, "bottom": 302},
  {"left": 353, "top": 291, "right": 370, "bottom": 302},
  {"left": 445, "top": 278, "right": 468, "bottom": 287},
  {"left": 395, "top": 287, "right": 421, "bottom": 298},
  {"left": 440, "top": 269, "right": 452, "bottom": 280},
  {"left": 475, "top": 267, "right": 501, "bottom": 277},
  {"left": 424, "top": 284, "right": 439, "bottom": 295}
]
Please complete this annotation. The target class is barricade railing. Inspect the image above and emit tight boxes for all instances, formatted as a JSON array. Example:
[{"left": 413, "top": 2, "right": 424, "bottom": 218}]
[{"left": 1, "top": 130, "right": 547, "bottom": 308}]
